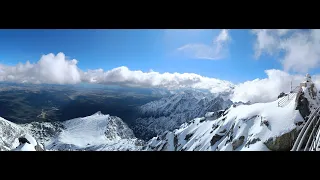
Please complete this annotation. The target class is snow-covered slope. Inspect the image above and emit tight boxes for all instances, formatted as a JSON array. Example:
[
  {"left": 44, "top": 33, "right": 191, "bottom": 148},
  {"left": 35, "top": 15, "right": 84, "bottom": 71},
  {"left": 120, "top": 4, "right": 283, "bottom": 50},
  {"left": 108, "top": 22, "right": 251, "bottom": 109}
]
[
  {"left": 13, "top": 143, "right": 36, "bottom": 151},
  {"left": 45, "top": 112, "right": 144, "bottom": 151},
  {"left": 145, "top": 77, "right": 320, "bottom": 151},
  {"left": 145, "top": 95, "right": 304, "bottom": 151},
  {"left": 0, "top": 117, "right": 42, "bottom": 151},
  {"left": 21, "top": 121, "right": 64, "bottom": 145},
  {"left": 1, "top": 112, "right": 144, "bottom": 151},
  {"left": 12, "top": 134, "right": 39, "bottom": 151},
  {"left": 133, "top": 90, "right": 233, "bottom": 140},
  {"left": 0, "top": 117, "right": 26, "bottom": 150}
]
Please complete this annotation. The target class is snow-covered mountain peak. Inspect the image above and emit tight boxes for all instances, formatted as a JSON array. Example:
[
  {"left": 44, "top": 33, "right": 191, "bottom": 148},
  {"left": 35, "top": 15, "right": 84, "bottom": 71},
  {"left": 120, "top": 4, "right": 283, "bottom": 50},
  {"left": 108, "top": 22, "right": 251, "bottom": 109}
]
[
  {"left": 133, "top": 90, "right": 233, "bottom": 140},
  {"left": 146, "top": 94, "right": 305, "bottom": 151},
  {"left": 45, "top": 112, "right": 143, "bottom": 151},
  {"left": 0, "top": 112, "right": 144, "bottom": 151},
  {"left": 145, "top": 77, "right": 320, "bottom": 151},
  {"left": 92, "top": 111, "right": 103, "bottom": 116}
]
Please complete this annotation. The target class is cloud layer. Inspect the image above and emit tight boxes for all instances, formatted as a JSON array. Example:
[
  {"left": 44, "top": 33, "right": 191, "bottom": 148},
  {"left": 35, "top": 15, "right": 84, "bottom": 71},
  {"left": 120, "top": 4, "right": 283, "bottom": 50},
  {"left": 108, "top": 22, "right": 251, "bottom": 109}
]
[
  {"left": 231, "top": 69, "right": 308, "bottom": 103},
  {"left": 81, "top": 66, "right": 235, "bottom": 94},
  {"left": 0, "top": 53, "right": 81, "bottom": 84},
  {"left": 0, "top": 52, "right": 234, "bottom": 94},
  {"left": 1, "top": 52, "right": 319, "bottom": 104},
  {"left": 177, "top": 29, "right": 231, "bottom": 60},
  {"left": 253, "top": 29, "right": 320, "bottom": 73}
]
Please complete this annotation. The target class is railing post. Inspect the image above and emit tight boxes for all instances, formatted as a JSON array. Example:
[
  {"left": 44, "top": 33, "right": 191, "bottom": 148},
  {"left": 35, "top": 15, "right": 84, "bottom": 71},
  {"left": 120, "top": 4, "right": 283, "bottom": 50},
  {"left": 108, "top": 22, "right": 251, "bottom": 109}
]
[{"left": 292, "top": 107, "right": 320, "bottom": 151}]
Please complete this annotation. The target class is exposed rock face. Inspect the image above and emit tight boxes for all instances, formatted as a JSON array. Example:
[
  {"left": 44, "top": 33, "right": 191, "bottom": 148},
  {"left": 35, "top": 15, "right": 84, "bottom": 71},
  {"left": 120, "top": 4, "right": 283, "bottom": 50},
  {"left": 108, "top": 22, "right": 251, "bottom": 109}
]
[
  {"left": 310, "top": 84, "right": 317, "bottom": 99},
  {"left": 264, "top": 129, "right": 298, "bottom": 151},
  {"left": 35, "top": 144, "right": 44, "bottom": 151},
  {"left": 104, "top": 115, "right": 135, "bottom": 140},
  {"left": 296, "top": 73, "right": 320, "bottom": 119},
  {"left": 13, "top": 134, "right": 44, "bottom": 151},
  {"left": 210, "top": 134, "right": 223, "bottom": 146},
  {"left": 245, "top": 138, "right": 261, "bottom": 148},
  {"left": 205, "top": 110, "right": 225, "bottom": 120},
  {"left": 295, "top": 93, "right": 310, "bottom": 120},
  {"left": 232, "top": 136, "right": 245, "bottom": 150},
  {"left": 18, "top": 137, "right": 30, "bottom": 144}
]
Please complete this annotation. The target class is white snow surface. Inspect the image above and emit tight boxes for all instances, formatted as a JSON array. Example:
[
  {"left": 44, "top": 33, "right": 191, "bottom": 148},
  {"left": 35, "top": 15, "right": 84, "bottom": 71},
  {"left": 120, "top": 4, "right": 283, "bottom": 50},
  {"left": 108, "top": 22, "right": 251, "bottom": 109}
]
[
  {"left": 146, "top": 93, "right": 305, "bottom": 151},
  {"left": 24, "top": 134, "right": 37, "bottom": 146},
  {"left": 13, "top": 143, "right": 36, "bottom": 151}
]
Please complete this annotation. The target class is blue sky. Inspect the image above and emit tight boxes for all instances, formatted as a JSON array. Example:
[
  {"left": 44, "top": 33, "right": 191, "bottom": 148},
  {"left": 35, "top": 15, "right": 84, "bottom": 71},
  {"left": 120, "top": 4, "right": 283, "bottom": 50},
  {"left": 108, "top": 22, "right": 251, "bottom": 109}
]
[
  {"left": 1, "top": 29, "right": 320, "bottom": 103},
  {"left": 0, "top": 29, "right": 287, "bottom": 83}
]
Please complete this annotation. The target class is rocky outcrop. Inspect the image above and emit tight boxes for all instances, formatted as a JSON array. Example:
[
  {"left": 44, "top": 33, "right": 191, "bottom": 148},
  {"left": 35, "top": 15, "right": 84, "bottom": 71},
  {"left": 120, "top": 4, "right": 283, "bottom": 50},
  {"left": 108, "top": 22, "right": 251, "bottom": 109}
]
[
  {"left": 232, "top": 136, "right": 245, "bottom": 150},
  {"left": 104, "top": 115, "right": 135, "bottom": 140},
  {"left": 210, "top": 134, "right": 223, "bottom": 146},
  {"left": 35, "top": 144, "right": 44, "bottom": 151},
  {"left": 245, "top": 138, "right": 261, "bottom": 148},
  {"left": 15, "top": 135, "right": 45, "bottom": 151},
  {"left": 264, "top": 129, "right": 298, "bottom": 151},
  {"left": 18, "top": 137, "right": 30, "bottom": 144},
  {"left": 295, "top": 93, "right": 310, "bottom": 120}
]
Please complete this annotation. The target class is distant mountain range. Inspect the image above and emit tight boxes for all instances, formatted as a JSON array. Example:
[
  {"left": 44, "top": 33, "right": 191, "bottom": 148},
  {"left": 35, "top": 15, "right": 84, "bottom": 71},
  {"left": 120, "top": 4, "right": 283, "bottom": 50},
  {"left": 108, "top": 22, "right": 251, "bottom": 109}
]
[
  {"left": 132, "top": 90, "right": 233, "bottom": 140},
  {"left": 3, "top": 82, "right": 318, "bottom": 151},
  {"left": 145, "top": 80, "right": 319, "bottom": 151}
]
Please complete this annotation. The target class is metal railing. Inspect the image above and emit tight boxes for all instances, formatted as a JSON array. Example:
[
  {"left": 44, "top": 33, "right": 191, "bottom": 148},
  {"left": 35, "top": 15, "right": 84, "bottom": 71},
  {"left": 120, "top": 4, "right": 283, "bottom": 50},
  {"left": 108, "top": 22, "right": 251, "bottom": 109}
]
[
  {"left": 291, "top": 106, "right": 320, "bottom": 151},
  {"left": 309, "top": 118, "right": 320, "bottom": 151},
  {"left": 278, "top": 86, "right": 301, "bottom": 107}
]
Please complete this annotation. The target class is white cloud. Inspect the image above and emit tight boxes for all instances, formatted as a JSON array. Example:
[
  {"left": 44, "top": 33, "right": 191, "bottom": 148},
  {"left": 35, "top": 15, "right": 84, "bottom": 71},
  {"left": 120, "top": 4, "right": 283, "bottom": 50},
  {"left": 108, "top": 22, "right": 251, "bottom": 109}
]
[
  {"left": 216, "top": 29, "right": 230, "bottom": 42},
  {"left": 230, "top": 69, "right": 320, "bottom": 103},
  {"left": 2, "top": 52, "right": 320, "bottom": 105},
  {"left": 81, "top": 66, "right": 235, "bottom": 94},
  {"left": 177, "top": 44, "right": 224, "bottom": 60},
  {"left": 0, "top": 52, "right": 235, "bottom": 94},
  {"left": 0, "top": 52, "right": 81, "bottom": 84},
  {"left": 177, "top": 29, "right": 231, "bottom": 60},
  {"left": 252, "top": 29, "right": 320, "bottom": 73}
]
